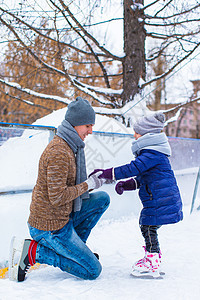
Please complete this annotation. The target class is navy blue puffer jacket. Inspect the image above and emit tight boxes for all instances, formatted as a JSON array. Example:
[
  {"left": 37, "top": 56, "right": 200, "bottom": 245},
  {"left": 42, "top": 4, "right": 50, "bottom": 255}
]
[{"left": 114, "top": 149, "right": 183, "bottom": 226}]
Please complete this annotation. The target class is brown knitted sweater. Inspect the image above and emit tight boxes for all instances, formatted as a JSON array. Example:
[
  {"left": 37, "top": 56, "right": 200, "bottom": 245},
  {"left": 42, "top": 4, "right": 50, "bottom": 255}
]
[{"left": 28, "top": 135, "right": 88, "bottom": 231}]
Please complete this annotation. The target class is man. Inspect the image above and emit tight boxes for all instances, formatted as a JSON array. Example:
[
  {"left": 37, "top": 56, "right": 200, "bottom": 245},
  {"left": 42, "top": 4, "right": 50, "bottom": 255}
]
[{"left": 9, "top": 97, "right": 110, "bottom": 282}]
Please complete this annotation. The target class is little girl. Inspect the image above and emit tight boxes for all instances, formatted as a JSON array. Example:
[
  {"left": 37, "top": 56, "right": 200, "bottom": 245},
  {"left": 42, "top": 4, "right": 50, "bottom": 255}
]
[{"left": 90, "top": 112, "right": 183, "bottom": 279}]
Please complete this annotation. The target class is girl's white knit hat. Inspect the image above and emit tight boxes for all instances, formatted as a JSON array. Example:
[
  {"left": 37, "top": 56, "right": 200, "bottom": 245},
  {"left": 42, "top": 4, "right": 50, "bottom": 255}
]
[{"left": 133, "top": 112, "right": 165, "bottom": 135}]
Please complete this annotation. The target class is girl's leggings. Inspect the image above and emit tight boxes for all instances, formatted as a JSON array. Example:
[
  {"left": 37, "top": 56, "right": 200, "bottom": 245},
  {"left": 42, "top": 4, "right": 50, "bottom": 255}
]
[{"left": 140, "top": 225, "right": 161, "bottom": 253}]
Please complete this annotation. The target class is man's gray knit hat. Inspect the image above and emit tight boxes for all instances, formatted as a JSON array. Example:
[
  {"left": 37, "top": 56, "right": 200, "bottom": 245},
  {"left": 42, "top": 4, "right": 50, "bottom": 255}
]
[
  {"left": 133, "top": 112, "right": 165, "bottom": 135},
  {"left": 65, "top": 96, "right": 95, "bottom": 126}
]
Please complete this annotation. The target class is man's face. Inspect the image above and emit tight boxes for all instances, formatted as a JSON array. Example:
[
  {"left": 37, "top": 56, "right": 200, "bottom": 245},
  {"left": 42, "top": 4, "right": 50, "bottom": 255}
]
[{"left": 74, "top": 124, "right": 94, "bottom": 141}]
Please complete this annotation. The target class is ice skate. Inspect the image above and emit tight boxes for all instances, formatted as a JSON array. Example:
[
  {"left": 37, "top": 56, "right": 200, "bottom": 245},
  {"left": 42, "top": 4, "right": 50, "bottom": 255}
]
[
  {"left": 9, "top": 236, "right": 32, "bottom": 282},
  {"left": 131, "top": 249, "right": 163, "bottom": 279}
]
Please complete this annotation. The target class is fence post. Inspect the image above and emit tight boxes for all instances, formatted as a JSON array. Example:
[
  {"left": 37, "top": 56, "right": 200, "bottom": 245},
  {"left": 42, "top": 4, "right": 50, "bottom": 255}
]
[
  {"left": 49, "top": 127, "right": 57, "bottom": 142},
  {"left": 190, "top": 166, "right": 200, "bottom": 214}
]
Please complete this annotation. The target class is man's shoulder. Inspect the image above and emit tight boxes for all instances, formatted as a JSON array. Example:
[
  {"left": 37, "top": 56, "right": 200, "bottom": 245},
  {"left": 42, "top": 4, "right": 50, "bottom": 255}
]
[
  {"left": 50, "top": 135, "right": 71, "bottom": 148},
  {"left": 45, "top": 135, "right": 74, "bottom": 156}
]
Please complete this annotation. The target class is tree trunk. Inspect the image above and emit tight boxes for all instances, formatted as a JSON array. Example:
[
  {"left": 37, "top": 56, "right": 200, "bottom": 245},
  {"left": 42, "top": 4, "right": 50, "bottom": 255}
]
[{"left": 122, "top": 0, "right": 146, "bottom": 105}]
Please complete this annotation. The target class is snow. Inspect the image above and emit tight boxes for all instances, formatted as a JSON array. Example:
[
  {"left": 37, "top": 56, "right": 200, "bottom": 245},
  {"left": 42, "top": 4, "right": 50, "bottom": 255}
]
[
  {"left": 131, "top": 3, "right": 144, "bottom": 11},
  {"left": 0, "top": 194, "right": 200, "bottom": 299},
  {"left": 0, "top": 109, "right": 200, "bottom": 299},
  {"left": 0, "top": 78, "right": 71, "bottom": 105}
]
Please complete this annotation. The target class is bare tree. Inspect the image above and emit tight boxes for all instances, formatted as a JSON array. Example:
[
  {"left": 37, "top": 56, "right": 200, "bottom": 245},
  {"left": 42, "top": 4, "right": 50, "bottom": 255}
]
[{"left": 0, "top": 0, "right": 199, "bottom": 124}]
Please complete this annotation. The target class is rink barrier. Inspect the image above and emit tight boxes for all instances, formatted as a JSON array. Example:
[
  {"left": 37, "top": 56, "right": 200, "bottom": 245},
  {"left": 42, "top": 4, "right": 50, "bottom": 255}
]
[
  {"left": 0, "top": 189, "right": 32, "bottom": 196},
  {"left": 0, "top": 122, "right": 200, "bottom": 212},
  {"left": 190, "top": 166, "right": 200, "bottom": 214},
  {"left": 0, "top": 122, "right": 57, "bottom": 144}
]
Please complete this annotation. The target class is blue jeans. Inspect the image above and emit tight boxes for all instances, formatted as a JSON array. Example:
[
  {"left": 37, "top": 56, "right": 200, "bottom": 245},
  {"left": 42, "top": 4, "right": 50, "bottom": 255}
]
[{"left": 28, "top": 191, "right": 110, "bottom": 280}]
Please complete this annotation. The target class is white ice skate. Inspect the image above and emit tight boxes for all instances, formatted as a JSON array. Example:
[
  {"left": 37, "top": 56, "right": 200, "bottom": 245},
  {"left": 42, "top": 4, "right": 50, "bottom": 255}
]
[
  {"left": 9, "top": 236, "right": 31, "bottom": 281},
  {"left": 131, "top": 249, "right": 163, "bottom": 279}
]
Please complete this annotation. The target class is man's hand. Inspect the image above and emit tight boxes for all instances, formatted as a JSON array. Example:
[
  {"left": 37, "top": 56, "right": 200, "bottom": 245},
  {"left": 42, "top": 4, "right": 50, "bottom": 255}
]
[{"left": 85, "top": 171, "right": 106, "bottom": 190}]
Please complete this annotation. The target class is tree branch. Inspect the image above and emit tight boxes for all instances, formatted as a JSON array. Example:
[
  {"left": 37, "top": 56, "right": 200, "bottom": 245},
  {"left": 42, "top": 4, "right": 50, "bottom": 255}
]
[
  {"left": 73, "top": 79, "right": 122, "bottom": 98},
  {"left": 56, "top": 0, "right": 122, "bottom": 61},
  {"left": 0, "top": 78, "right": 70, "bottom": 105},
  {"left": 146, "top": 29, "right": 200, "bottom": 40},
  {"left": 0, "top": 88, "right": 53, "bottom": 112},
  {"left": 48, "top": 0, "right": 117, "bottom": 92},
  {"left": 0, "top": 15, "right": 120, "bottom": 105},
  {"left": 141, "top": 43, "right": 200, "bottom": 88},
  {"left": 69, "top": 73, "right": 123, "bottom": 79},
  {"left": 145, "top": 18, "right": 200, "bottom": 27},
  {"left": 164, "top": 96, "right": 200, "bottom": 118},
  {"left": 146, "top": 40, "right": 176, "bottom": 61},
  {"left": 143, "top": 0, "right": 161, "bottom": 11},
  {"left": 145, "top": 3, "right": 200, "bottom": 20},
  {"left": 0, "top": 7, "right": 111, "bottom": 59},
  {"left": 154, "top": 0, "right": 173, "bottom": 17}
]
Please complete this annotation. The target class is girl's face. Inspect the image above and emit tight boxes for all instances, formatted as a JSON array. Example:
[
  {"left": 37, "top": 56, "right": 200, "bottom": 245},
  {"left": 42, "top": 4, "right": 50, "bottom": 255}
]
[{"left": 134, "top": 132, "right": 142, "bottom": 140}]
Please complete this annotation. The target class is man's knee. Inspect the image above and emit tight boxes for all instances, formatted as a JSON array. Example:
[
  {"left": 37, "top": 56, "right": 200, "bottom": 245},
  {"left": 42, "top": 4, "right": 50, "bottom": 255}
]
[
  {"left": 88, "top": 260, "right": 102, "bottom": 280},
  {"left": 96, "top": 191, "right": 110, "bottom": 210}
]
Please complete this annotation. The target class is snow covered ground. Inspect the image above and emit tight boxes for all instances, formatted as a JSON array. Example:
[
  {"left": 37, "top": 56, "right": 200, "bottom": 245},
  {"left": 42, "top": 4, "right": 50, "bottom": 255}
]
[
  {"left": 0, "top": 108, "right": 200, "bottom": 299},
  {"left": 0, "top": 193, "right": 200, "bottom": 300}
]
